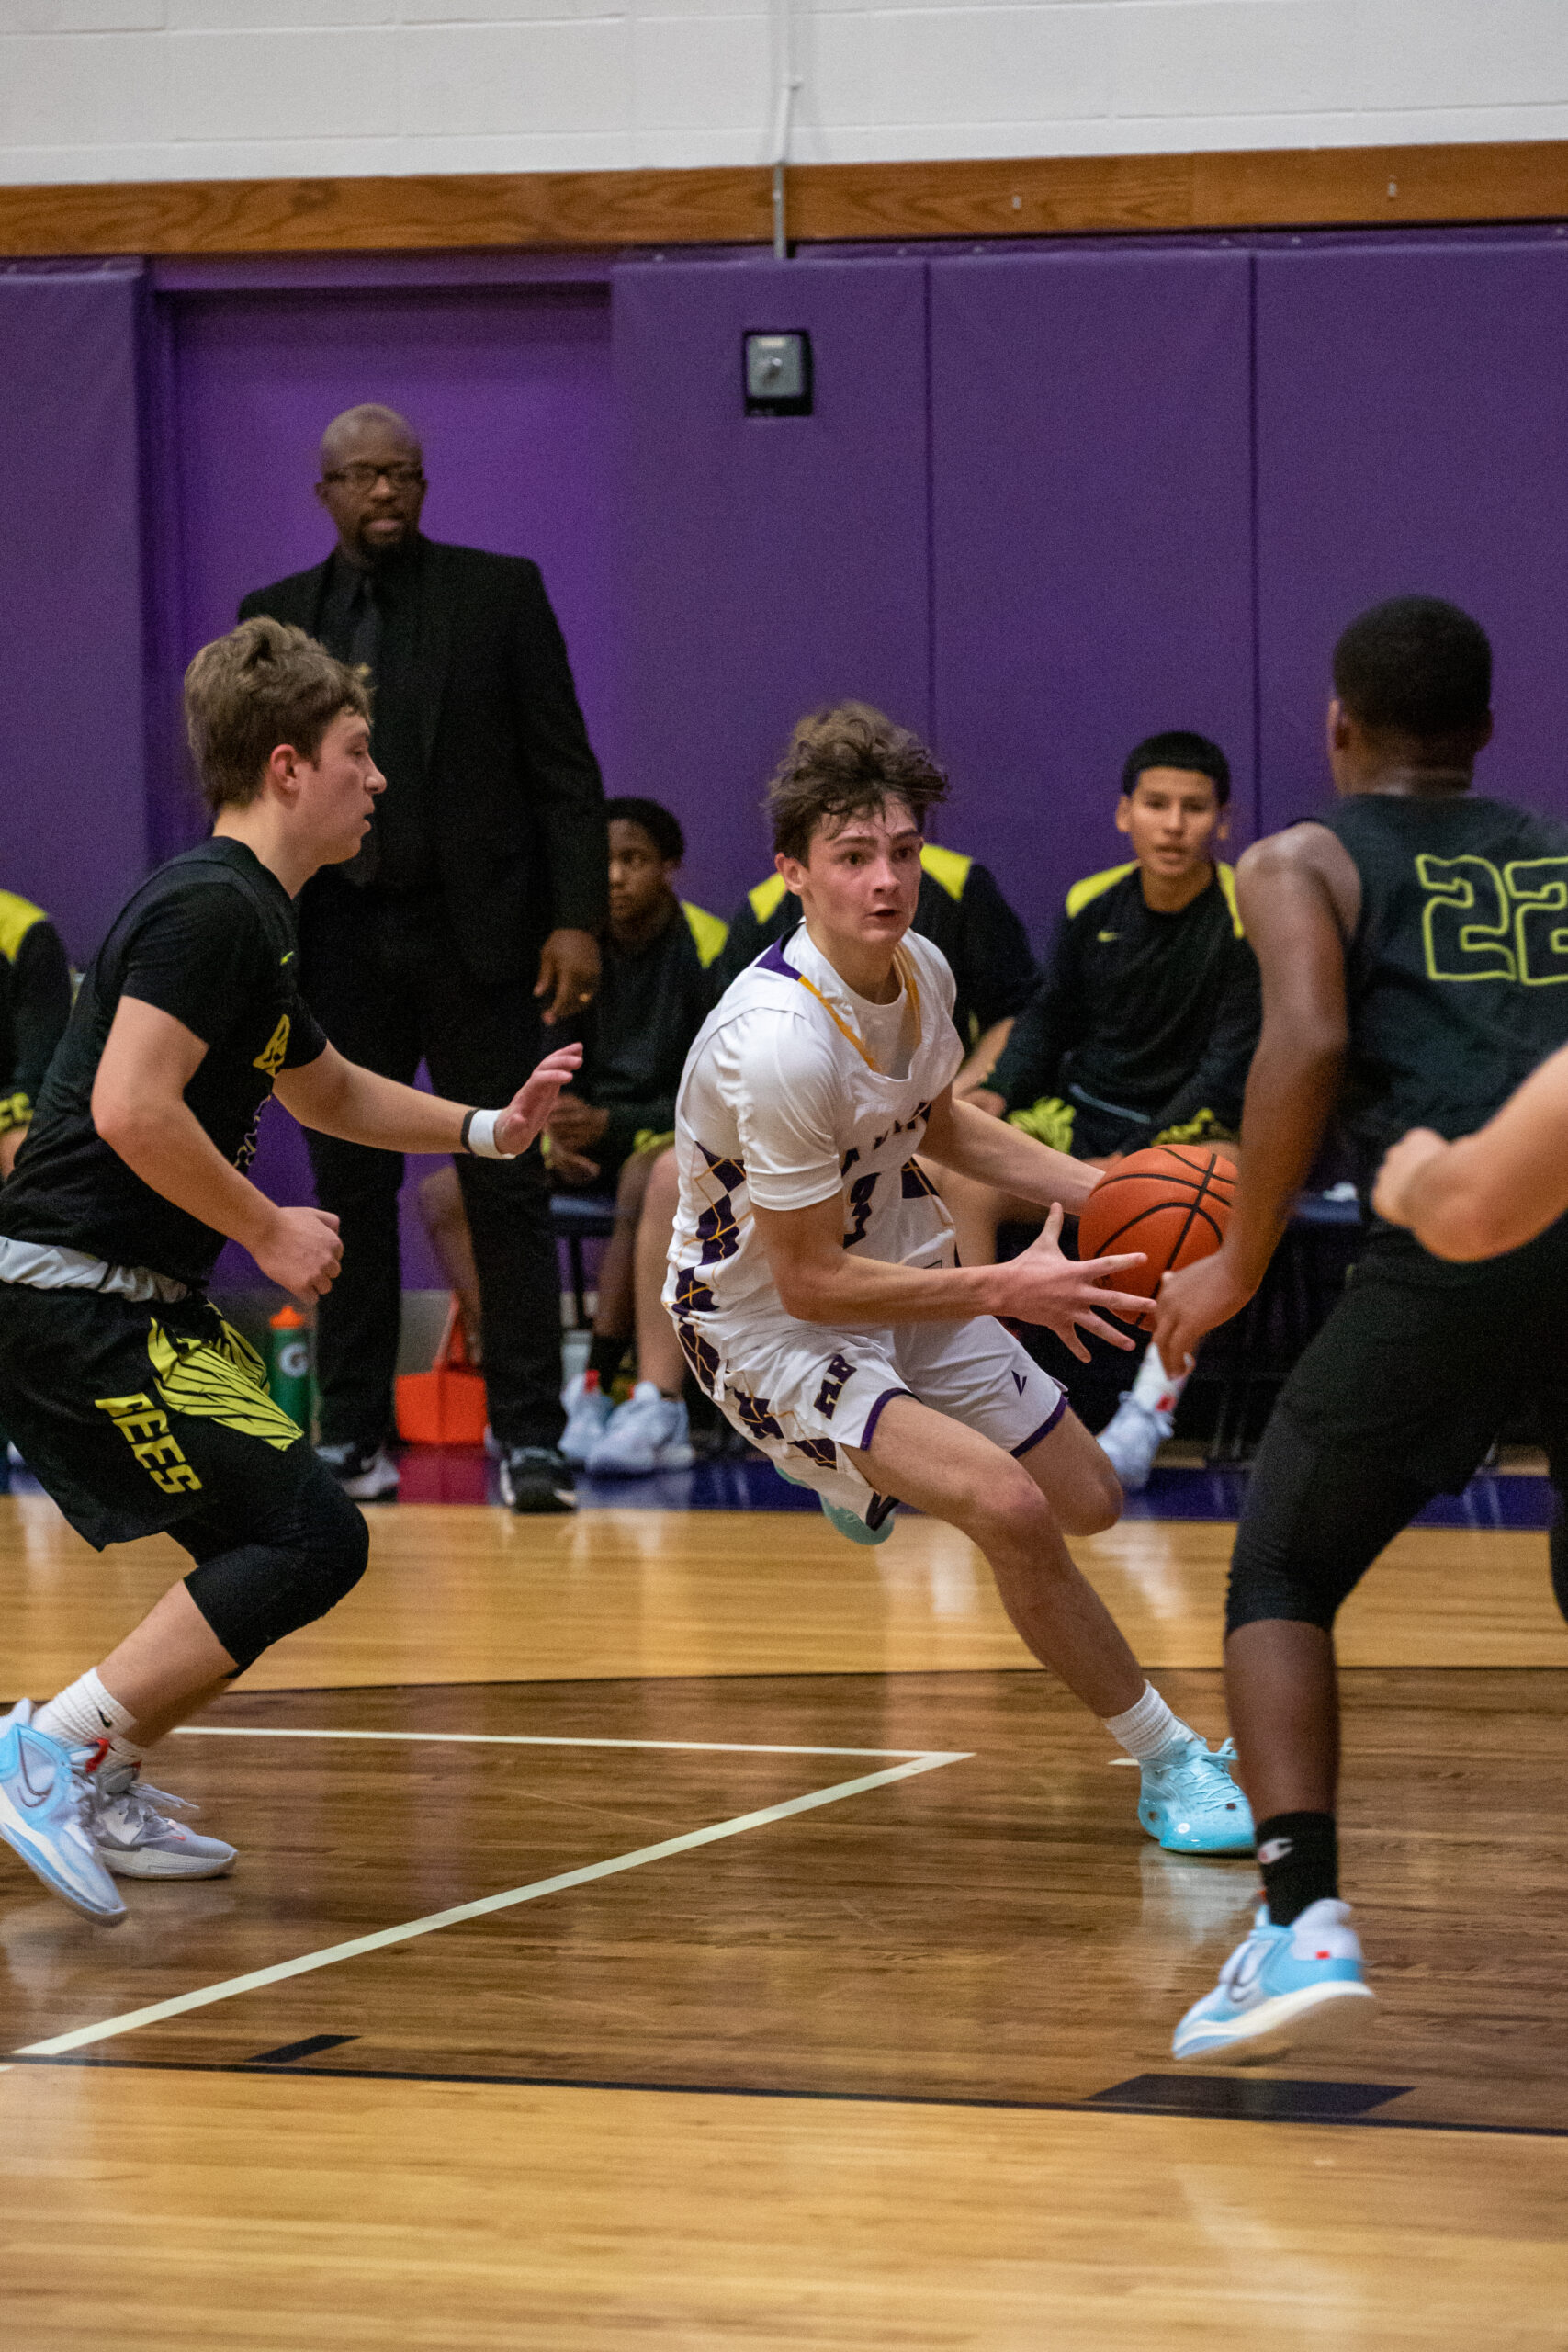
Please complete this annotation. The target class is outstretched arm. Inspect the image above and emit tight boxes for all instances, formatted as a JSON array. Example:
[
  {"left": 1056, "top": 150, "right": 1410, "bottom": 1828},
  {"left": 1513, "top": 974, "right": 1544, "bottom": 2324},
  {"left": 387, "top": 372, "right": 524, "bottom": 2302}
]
[
  {"left": 1153, "top": 826, "right": 1353, "bottom": 1373},
  {"left": 276, "top": 1039, "right": 581, "bottom": 1159},
  {"left": 1373, "top": 1040, "right": 1568, "bottom": 1258}
]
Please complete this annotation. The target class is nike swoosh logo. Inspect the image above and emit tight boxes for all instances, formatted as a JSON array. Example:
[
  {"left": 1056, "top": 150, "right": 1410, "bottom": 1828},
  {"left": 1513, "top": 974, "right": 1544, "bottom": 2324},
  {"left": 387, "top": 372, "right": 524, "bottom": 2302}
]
[
  {"left": 280, "top": 952, "right": 295, "bottom": 966},
  {"left": 1097, "top": 931, "right": 1118, "bottom": 943},
  {"left": 16, "top": 1740, "right": 57, "bottom": 1807},
  {"left": 1012, "top": 1371, "right": 1028, "bottom": 1395},
  {"left": 96, "top": 1710, "right": 114, "bottom": 1729}
]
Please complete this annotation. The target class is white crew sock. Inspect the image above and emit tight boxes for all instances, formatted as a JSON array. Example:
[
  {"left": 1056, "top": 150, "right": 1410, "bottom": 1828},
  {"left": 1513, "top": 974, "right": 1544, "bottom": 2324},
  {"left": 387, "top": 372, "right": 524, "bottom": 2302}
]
[
  {"left": 1102, "top": 1680, "right": 1192, "bottom": 1764},
  {"left": 35, "top": 1668, "right": 141, "bottom": 1767},
  {"left": 1130, "top": 1340, "right": 1190, "bottom": 1421}
]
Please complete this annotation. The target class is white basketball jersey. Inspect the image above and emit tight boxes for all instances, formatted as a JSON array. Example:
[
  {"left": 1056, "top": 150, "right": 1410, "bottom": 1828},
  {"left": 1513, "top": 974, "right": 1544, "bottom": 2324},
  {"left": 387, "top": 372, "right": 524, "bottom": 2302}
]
[{"left": 665, "top": 925, "right": 963, "bottom": 1328}]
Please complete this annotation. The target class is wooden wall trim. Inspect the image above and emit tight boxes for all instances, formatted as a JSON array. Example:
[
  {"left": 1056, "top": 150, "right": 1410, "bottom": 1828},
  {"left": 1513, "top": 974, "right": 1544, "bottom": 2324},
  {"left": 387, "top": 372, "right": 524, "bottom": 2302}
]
[{"left": 1, "top": 141, "right": 1565, "bottom": 259}]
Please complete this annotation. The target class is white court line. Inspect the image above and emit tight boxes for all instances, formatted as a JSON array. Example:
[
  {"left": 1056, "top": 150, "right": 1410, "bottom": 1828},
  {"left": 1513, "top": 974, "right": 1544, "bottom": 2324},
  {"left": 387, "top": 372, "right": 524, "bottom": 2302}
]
[
  {"left": 175, "top": 1726, "right": 931, "bottom": 1759},
  {"left": 16, "top": 1749, "right": 970, "bottom": 2058}
]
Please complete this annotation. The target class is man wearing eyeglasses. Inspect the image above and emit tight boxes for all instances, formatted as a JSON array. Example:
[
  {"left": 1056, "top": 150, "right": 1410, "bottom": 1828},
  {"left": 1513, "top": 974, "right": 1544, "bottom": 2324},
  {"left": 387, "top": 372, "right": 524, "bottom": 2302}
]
[{"left": 238, "top": 403, "right": 607, "bottom": 1514}]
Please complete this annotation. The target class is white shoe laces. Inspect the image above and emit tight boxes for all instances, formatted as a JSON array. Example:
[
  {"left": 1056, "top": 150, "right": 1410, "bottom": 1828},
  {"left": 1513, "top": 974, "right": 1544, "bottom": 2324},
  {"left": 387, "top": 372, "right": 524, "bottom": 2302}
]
[{"left": 98, "top": 1772, "right": 200, "bottom": 1832}]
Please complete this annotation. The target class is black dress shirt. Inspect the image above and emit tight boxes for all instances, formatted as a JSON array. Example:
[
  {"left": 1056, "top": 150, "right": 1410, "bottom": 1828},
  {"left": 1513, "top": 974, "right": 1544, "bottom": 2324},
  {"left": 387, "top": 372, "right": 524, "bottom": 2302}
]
[{"left": 317, "top": 545, "right": 429, "bottom": 892}]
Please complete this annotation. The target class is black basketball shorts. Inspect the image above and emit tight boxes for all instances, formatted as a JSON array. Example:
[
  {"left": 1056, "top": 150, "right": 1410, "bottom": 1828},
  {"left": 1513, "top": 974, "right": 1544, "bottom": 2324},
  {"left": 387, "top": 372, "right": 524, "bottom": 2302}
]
[{"left": 0, "top": 1281, "right": 320, "bottom": 1553}]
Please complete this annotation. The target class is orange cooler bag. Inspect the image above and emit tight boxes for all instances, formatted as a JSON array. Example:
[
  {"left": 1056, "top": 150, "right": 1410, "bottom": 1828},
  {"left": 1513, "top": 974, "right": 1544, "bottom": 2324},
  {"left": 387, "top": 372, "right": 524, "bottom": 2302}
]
[{"left": 395, "top": 1298, "right": 488, "bottom": 1446}]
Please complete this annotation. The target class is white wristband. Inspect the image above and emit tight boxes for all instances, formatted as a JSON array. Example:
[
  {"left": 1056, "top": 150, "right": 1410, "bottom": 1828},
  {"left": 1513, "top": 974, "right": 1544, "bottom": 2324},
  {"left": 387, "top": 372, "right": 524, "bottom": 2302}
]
[{"left": 466, "top": 1108, "right": 514, "bottom": 1160}]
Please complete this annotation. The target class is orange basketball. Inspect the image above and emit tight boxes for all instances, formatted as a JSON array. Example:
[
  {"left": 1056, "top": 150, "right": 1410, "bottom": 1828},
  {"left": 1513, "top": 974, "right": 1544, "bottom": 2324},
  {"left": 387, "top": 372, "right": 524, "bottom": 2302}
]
[{"left": 1075, "top": 1145, "right": 1236, "bottom": 1301}]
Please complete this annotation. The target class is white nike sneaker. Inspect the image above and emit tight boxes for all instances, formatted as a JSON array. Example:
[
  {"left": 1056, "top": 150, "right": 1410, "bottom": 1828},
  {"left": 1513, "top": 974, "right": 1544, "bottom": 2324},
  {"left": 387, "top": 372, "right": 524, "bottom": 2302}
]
[
  {"left": 585, "top": 1382, "right": 694, "bottom": 1476},
  {"left": 316, "top": 1442, "right": 400, "bottom": 1502},
  {"left": 1096, "top": 1394, "right": 1171, "bottom": 1493},
  {"left": 560, "top": 1372, "right": 614, "bottom": 1467},
  {"left": 91, "top": 1761, "right": 237, "bottom": 1880}
]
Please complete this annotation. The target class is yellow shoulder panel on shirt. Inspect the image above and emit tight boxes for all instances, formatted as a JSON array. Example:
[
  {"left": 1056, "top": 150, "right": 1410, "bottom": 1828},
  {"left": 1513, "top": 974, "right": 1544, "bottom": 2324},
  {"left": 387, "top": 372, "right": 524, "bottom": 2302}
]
[
  {"left": 1065, "top": 863, "right": 1137, "bottom": 920},
  {"left": 682, "top": 900, "right": 729, "bottom": 969},
  {"left": 919, "top": 843, "right": 973, "bottom": 901},
  {"left": 0, "top": 889, "right": 48, "bottom": 967},
  {"left": 1216, "top": 861, "right": 1244, "bottom": 937},
  {"left": 747, "top": 873, "right": 789, "bottom": 923}
]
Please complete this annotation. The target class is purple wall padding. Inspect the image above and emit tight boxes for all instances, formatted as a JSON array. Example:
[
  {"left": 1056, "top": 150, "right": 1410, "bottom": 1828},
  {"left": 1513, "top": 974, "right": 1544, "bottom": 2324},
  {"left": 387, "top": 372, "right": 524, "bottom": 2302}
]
[
  {"left": 164, "top": 285, "right": 615, "bottom": 1287},
  {"left": 612, "top": 257, "right": 932, "bottom": 921},
  {"left": 1256, "top": 238, "right": 1568, "bottom": 831},
  {"left": 0, "top": 268, "right": 149, "bottom": 965},
  {"left": 930, "top": 249, "right": 1258, "bottom": 942}
]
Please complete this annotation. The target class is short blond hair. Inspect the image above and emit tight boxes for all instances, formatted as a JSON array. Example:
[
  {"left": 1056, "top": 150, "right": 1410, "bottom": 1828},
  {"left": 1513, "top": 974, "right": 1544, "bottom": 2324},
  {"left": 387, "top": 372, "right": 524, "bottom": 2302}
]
[{"left": 184, "top": 616, "right": 370, "bottom": 814}]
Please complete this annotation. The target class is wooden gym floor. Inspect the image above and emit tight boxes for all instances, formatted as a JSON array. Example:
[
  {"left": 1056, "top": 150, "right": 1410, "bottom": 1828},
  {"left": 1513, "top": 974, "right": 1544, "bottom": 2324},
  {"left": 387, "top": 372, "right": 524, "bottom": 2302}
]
[{"left": 5, "top": 1485, "right": 1568, "bottom": 2347}]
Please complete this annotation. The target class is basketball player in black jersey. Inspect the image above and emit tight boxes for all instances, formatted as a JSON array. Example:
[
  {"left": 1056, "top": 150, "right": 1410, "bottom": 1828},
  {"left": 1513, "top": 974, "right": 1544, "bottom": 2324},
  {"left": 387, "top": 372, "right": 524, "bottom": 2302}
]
[
  {"left": 1152, "top": 595, "right": 1568, "bottom": 2059},
  {"left": 0, "top": 618, "right": 578, "bottom": 1927}
]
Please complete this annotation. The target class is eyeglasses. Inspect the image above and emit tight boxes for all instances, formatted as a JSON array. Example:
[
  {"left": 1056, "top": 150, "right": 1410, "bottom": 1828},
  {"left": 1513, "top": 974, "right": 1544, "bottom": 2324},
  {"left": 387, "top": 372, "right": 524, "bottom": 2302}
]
[{"left": 321, "top": 463, "right": 425, "bottom": 491}]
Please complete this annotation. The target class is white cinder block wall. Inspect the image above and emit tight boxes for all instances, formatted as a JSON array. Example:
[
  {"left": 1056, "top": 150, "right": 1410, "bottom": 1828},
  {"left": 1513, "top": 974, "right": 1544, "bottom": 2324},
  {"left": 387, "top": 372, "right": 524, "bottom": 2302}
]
[{"left": 0, "top": 1, "right": 1563, "bottom": 185}]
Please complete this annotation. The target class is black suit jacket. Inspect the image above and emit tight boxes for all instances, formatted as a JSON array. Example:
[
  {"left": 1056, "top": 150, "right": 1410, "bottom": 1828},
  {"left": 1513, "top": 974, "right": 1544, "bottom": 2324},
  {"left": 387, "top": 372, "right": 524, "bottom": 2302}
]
[{"left": 239, "top": 538, "right": 607, "bottom": 989}]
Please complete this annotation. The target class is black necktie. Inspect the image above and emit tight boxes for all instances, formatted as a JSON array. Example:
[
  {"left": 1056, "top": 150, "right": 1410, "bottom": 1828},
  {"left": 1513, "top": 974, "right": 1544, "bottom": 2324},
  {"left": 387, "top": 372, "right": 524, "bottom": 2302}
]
[{"left": 346, "top": 573, "right": 381, "bottom": 680}]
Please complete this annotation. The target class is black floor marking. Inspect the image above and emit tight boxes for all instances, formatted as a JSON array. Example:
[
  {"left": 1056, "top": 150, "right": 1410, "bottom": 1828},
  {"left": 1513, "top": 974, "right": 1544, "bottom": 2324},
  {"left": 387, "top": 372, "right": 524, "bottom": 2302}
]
[
  {"left": 245, "top": 2034, "right": 358, "bottom": 2066},
  {"left": 1089, "top": 2074, "right": 1409, "bottom": 2122},
  {"left": 8, "top": 2052, "right": 1565, "bottom": 2139}
]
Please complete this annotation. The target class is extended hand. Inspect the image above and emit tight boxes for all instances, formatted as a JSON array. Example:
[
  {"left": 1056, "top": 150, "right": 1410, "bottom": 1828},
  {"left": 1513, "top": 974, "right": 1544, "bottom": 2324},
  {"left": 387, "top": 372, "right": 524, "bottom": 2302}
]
[
  {"left": 494, "top": 1043, "right": 583, "bottom": 1157},
  {"left": 256, "top": 1205, "right": 343, "bottom": 1303},
  {"left": 547, "top": 1092, "right": 611, "bottom": 1154},
  {"left": 994, "top": 1202, "right": 1152, "bottom": 1363},
  {"left": 1152, "top": 1246, "right": 1254, "bottom": 1378},
  {"left": 1371, "top": 1126, "right": 1447, "bottom": 1229},
  {"left": 547, "top": 1142, "right": 601, "bottom": 1186},
  {"left": 536, "top": 929, "right": 602, "bottom": 1028}
]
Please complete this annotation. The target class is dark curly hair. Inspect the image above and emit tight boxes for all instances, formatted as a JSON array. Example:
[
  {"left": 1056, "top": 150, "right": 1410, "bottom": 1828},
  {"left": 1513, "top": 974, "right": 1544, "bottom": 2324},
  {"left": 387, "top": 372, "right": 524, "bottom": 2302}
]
[{"left": 766, "top": 703, "right": 948, "bottom": 865}]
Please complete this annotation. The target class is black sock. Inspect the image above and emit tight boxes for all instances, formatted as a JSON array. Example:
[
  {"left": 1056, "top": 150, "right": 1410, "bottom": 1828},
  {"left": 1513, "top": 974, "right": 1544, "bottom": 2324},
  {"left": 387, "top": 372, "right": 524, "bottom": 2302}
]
[
  {"left": 1255, "top": 1811, "right": 1338, "bottom": 1926},
  {"left": 587, "top": 1332, "right": 628, "bottom": 1387}
]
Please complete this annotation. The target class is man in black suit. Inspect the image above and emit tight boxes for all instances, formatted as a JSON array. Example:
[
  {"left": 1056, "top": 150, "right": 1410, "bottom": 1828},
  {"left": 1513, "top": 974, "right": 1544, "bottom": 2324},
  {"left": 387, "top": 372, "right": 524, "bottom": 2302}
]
[{"left": 239, "top": 402, "right": 606, "bottom": 1513}]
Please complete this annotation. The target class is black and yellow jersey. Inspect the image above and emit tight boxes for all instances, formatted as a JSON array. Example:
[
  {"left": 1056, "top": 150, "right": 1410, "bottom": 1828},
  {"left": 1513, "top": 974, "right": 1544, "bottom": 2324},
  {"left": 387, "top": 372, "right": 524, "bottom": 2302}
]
[
  {"left": 715, "top": 846, "right": 1034, "bottom": 1046},
  {"left": 0, "top": 841, "right": 326, "bottom": 1286},
  {"left": 0, "top": 888, "right": 72, "bottom": 1138},
  {"left": 1315, "top": 792, "right": 1568, "bottom": 1190},
  {"left": 989, "top": 860, "right": 1259, "bottom": 1151},
  {"left": 571, "top": 896, "right": 728, "bottom": 1168}
]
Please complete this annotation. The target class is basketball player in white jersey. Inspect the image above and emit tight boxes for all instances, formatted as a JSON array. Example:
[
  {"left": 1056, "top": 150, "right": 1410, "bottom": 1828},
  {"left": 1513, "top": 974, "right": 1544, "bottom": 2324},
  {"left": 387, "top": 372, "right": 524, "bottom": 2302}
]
[{"left": 664, "top": 706, "right": 1252, "bottom": 1851}]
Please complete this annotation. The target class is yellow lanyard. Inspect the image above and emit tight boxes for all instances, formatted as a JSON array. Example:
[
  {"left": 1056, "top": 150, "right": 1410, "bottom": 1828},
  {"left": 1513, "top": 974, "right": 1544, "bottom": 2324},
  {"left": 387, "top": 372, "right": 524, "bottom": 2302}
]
[{"left": 792, "top": 949, "right": 922, "bottom": 1077}]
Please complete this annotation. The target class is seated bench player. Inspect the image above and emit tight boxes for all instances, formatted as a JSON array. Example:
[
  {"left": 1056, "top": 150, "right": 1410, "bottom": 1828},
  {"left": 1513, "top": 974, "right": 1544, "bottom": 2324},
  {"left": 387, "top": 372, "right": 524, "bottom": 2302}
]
[
  {"left": 661, "top": 702, "right": 1253, "bottom": 1855},
  {"left": 577, "top": 705, "right": 1039, "bottom": 1477},
  {"left": 0, "top": 879, "right": 73, "bottom": 1181},
  {"left": 942, "top": 731, "right": 1260, "bottom": 1489},
  {"left": 422, "top": 796, "right": 725, "bottom": 1426},
  {"left": 0, "top": 618, "right": 578, "bottom": 1924}
]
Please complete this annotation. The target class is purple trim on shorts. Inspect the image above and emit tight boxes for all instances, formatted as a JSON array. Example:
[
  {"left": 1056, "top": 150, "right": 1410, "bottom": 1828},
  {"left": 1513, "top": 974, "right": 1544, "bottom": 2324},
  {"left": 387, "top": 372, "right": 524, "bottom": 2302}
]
[
  {"left": 1010, "top": 1392, "right": 1068, "bottom": 1457},
  {"left": 860, "top": 1386, "right": 915, "bottom": 1450}
]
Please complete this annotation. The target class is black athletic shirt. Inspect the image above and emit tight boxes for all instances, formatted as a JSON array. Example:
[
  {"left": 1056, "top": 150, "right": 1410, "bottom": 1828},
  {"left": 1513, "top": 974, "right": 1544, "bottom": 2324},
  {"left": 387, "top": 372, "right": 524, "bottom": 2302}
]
[
  {"left": 0, "top": 890, "right": 73, "bottom": 1132},
  {"left": 1314, "top": 792, "right": 1568, "bottom": 1191},
  {"left": 989, "top": 862, "right": 1260, "bottom": 1138},
  {"left": 573, "top": 899, "right": 724, "bottom": 1168},
  {"left": 0, "top": 839, "right": 326, "bottom": 1287}
]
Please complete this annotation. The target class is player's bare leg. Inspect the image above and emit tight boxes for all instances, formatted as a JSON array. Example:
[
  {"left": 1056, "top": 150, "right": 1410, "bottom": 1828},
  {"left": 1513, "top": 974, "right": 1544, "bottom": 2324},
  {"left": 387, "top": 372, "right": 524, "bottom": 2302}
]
[
  {"left": 844, "top": 1395, "right": 1248, "bottom": 1845},
  {"left": 1224, "top": 1619, "right": 1339, "bottom": 1819},
  {"left": 632, "top": 1144, "right": 686, "bottom": 1398},
  {"left": 846, "top": 1394, "right": 1135, "bottom": 1711}
]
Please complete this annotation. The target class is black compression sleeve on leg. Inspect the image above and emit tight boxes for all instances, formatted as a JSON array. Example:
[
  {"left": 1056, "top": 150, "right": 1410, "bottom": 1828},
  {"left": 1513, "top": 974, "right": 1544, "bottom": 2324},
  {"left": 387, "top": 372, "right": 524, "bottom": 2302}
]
[
  {"left": 1256, "top": 1810, "right": 1338, "bottom": 1926},
  {"left": 1226, "top": 1404, "right": 1436, "bottom": 1637},
  {"left": 179, "top": 1470, "right": 369, "bottom": 1672}
]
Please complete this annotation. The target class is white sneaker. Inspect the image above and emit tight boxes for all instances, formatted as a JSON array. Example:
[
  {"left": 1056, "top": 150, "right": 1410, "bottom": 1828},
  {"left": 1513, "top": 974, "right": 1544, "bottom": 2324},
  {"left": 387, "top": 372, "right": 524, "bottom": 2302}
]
[
  {"left": 560, "top": 1373, "right": 613, "bottom": 1467},
  {"left": 316, "top": 1442, "right": 400, "bottom": 1501},
  {"left": 585, "top": 1382, "right": 694, "bottom": 1476},
  {"left": 92, "top": 1761, "right": 237, "bottom": 1880},
  {"left": 1096, "top": 1394, "right": 1171, "bottom": 1492}
]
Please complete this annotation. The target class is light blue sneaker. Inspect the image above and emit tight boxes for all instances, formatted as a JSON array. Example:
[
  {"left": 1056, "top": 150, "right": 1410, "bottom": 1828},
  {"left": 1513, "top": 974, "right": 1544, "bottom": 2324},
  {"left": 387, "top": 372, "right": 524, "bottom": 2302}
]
[
  {"left": 1138, "top": 1734, "right": 1256, "bottom": 1854},
  {"left": 0, "top": 1700, "right": 126, "bottom": 1925},
  {"left": 586, "top": 1382, "right": 694, "bottom": 1476},
  {"left": 773, "top": 1466, "right": 897, "bottom": 1547},
  {"left": 1173, "top": 1898, "right": 1375, "bottom": 2062},
  {"left": 818, "top": 1494, "right": 897, "bottom": 1547}
]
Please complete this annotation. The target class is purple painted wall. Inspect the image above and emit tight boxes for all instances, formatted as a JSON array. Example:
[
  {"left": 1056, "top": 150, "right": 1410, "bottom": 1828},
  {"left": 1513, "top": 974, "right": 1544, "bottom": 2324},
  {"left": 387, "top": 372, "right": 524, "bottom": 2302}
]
[
  {"left": 161, "top": 282, "right": 615, "bottom": 1284},
  {"left": 1256, "top": 238, "right": 1568, "bottom": 832},
  {"left": 612, "top": 257, "right": 932, "bottom": 920},
  {"left": 930, "top": 249, "right": 1257, "bottom": 940},
  {"left": 0, "top": 267, "right": 149, "bottom": 965}
]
